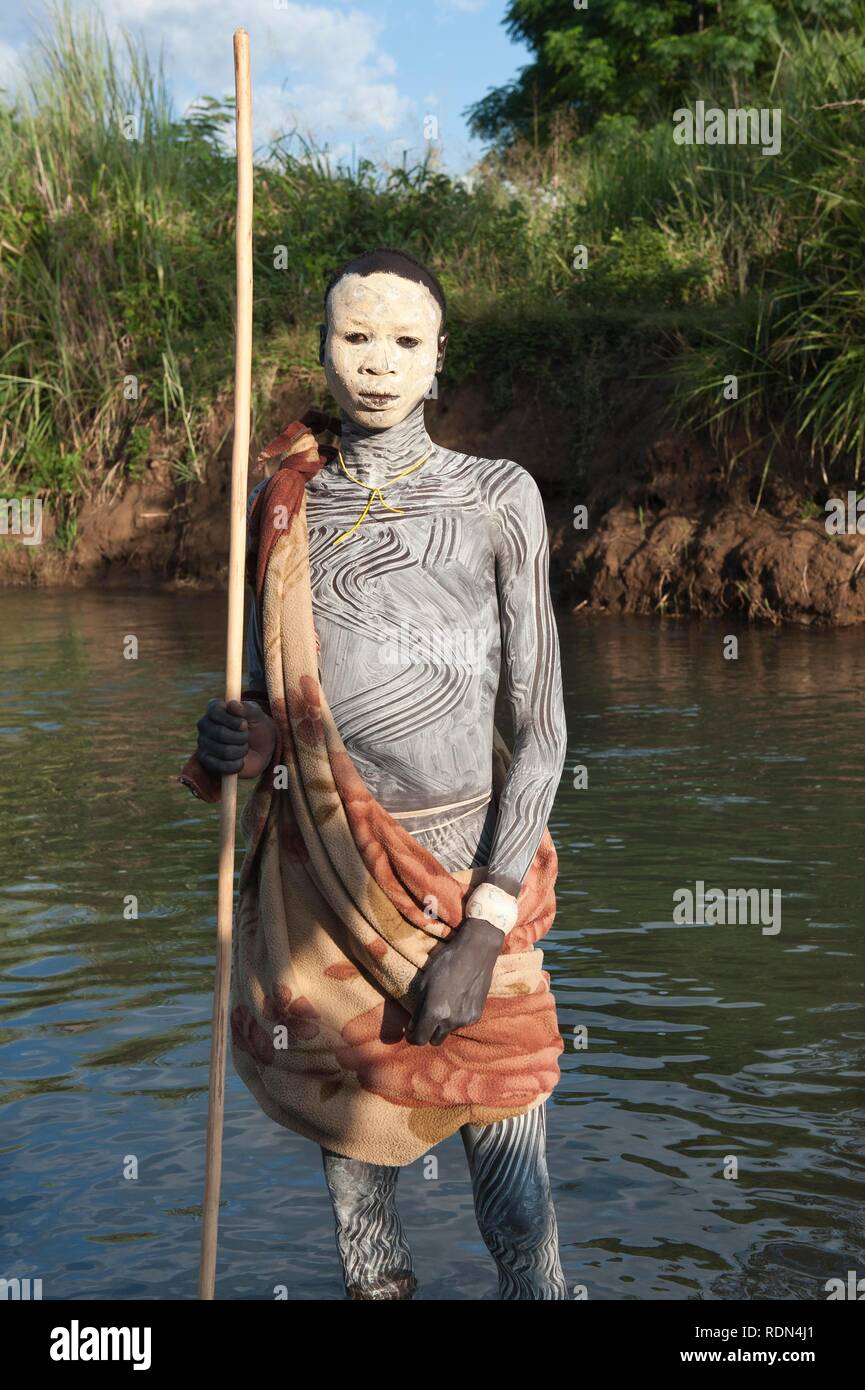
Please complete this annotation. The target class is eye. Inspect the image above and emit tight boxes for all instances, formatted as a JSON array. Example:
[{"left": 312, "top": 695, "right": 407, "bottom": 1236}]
[
  {"left": 396, "top": 336, "right": 420, "bottom": 349},
  {"left": 344, "top": 332, "right": 368, "bottom": 344}
]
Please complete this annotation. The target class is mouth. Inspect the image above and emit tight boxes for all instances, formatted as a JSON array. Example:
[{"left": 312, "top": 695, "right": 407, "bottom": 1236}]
[{"left": 357, "top": 390, "right": 399, "bottom": 408}]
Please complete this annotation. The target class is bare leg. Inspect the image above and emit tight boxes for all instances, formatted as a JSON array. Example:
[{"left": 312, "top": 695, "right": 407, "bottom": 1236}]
[
  {"left": 461, "top": 1104, "right": 568, "bottom": 1300},
  {"left": 320, "top": 1147, "right": 417, "bottom": 1300}
]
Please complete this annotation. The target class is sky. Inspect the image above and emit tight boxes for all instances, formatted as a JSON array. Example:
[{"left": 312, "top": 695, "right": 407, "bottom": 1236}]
[{"left": 0, "top": 1, "right": 531, "bottom": 173}]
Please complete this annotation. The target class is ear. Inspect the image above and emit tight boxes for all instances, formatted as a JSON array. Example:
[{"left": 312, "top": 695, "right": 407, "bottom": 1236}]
[
  {"left": 436, "top": 333, "right": 448, "bottom": 374},
  {"left": 318, "top": 323, "right": 327, "bottom": 367}
]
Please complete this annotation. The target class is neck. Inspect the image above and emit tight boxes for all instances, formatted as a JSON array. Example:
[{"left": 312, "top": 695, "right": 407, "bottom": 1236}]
[{"left": 339, "top": 401, "right": 432, "bottom": 487}]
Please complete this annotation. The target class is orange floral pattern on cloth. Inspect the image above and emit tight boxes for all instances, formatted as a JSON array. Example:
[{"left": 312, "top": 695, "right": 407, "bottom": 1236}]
[
  {"left": 231, "top": 1004, "right": 275, "bottom": 1066},
  {"left": 288, "top": 676, "right": 325, "bottom": 748},
  {"left": 335, "top": 982, "right": 561, "bottom": 1110},
  {"left": 180, "top": 415, "right": 564, "bottom": 1166},
  {"left": 262, "top": 983, "right": 321, "bottom": 1041}
]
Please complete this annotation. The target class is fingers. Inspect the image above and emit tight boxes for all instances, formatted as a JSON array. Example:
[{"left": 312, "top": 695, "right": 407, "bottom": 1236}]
[
  {"left": 198, "top": 747, "right": 246, "bottom": 775},
  {"left": 197, "top": 720, "right": 247, "bottom": 749},
  {"left": 406, "top": 995, "right": 460, "bottom": 1048},
  {"left": 204, "top": 698, "right": 248, "bottom": 732},
  {"left": 225, "top": 698, "right": 256, "bottom": 725},
  {"left": 196, "top": 699, "right": 248, "bottom": 773},
  {"left": 198, "top": 729, "right": 247, "bottom": 766},
  {"left": 197, "top": 700, "right": 248, "bottom": 751},
  {"left": 405, "top": 1016, "right": 431, "bottom": 1047},
  {"left": 409, "top": 1015, "right": 454, "bottom": 1047},
  {"left": 407, "top": 994, "right": 483, "bottom": 1045},
  {"left": 405, "top": 997, "right": 437, "bottom": 1047},
  {"left": 233, "top": 698, "right": 263, "bottom": 723},
  {"left": 198, "top": 735, "right": 247, "bottom": 769},
  {"left": 197, "top": 733, "right": 247, "bottom": 772}
]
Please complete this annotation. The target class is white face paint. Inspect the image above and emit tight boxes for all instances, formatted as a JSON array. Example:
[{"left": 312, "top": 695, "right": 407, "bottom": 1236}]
[{"left": 323, "top": 271, "right": 442, "bottom": 430}]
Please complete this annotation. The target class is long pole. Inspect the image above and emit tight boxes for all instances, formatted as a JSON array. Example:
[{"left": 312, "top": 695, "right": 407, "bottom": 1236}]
[{"left": 198, "top": 27, "right": 253, "bottom": 1301}]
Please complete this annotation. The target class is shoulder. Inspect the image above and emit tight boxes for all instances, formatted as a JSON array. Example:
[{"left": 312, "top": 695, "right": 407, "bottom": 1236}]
[
  {"left": 467, "top": 457, "right": 547, "bottom": 545},
  {"left": 438, "top": 448, "right": 544, "bottom": 513}
]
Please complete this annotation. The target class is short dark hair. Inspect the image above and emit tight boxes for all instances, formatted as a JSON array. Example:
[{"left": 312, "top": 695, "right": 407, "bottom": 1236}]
[{"left": 323, "top": 247, "right": 447, "bottom": 331}]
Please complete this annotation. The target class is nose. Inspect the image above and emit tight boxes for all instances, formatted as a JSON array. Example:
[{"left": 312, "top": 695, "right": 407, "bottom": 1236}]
[{"left": 362, "top": 337, "right": 395, "bottom": 374}]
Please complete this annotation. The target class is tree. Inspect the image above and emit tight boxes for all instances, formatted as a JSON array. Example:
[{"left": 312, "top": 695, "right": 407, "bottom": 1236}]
[{"left": 466, "top": 0, "right": 858, "bottom": 146}]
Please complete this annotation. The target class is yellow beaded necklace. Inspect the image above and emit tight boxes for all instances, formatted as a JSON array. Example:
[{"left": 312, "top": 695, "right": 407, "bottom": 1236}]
[{"left": 331, "top": 447, "right": 432, "bottom": 545}]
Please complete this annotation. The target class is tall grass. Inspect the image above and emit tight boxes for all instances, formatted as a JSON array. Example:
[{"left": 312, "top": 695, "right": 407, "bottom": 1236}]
[
  {"left": 0, "top": 5, "right": 230, "bottom": 501},
  {"left": 2, "top": 2, "right": 865, "bottom": 545},
  {"left": 0, "top": 5, "right": 539, "bottom": 510},
  {"left": 661, "top": 13, "right": 865, "bottom": 485}
]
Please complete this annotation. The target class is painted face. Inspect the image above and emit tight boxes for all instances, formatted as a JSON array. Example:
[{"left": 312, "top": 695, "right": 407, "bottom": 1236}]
[{"left": 323, "top": 271, "right": 443, "bottom": 430}]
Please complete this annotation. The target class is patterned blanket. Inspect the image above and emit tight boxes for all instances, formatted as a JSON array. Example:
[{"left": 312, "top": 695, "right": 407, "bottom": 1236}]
[{"left": 180, "top": 415, "right": 563, "bottom": 1165}]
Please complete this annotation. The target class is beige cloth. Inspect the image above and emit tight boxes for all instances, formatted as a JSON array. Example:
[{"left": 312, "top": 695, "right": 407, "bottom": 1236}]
[{"left": 185, "top": 419, "right": 564, "bottom": 1166}]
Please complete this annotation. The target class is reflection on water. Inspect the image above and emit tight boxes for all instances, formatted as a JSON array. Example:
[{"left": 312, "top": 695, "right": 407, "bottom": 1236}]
[{"left": 0, "top": 592, "right": 863, "bottom": 1300}]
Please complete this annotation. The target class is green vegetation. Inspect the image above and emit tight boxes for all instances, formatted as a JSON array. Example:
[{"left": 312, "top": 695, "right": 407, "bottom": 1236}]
[
  {"left": 467, "top": 0, "right": 857, "bottom": 145},
  {"left": 2, "top": 2, "right": 865, "bottom": 554}
]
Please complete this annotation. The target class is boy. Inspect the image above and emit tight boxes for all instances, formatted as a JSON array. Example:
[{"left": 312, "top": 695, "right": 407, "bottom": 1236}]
[{"left": 189, "top": 248, "right": 568, "bottom": 1299}]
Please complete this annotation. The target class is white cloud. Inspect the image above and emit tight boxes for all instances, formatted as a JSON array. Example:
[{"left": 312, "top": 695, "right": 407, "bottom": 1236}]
[
  {"left": 3, "top": 1, "right": 413, "bottom": 145},
  {"left": 284, "top": 79, "right": 410, "bottom": 134}
]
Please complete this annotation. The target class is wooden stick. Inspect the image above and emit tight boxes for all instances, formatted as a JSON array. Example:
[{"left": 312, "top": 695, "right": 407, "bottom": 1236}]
[{"left": 198, "top": 26, "right": 253, "bottom": 1302}]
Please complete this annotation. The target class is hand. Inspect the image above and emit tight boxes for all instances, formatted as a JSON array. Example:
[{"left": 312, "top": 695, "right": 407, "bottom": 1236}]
[
  {"left": 196, "top": 698, "right": 276, "bottom": 778},
  {"left": 406, "top": 917, "right": 503, "bottom": 1047}
]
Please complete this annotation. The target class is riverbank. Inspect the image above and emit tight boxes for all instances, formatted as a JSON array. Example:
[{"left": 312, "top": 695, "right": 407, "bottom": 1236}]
[
  {"left": 5, "top": 13, "right": 865, "bottom": 624},
  {"left": 3, "top": 371, "right": 864, "bottom": 625}
]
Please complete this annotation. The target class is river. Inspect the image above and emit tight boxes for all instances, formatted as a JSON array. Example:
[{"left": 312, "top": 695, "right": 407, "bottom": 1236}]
[{"left": 0, "top": 591, "right": 863, "bottom": 1299}]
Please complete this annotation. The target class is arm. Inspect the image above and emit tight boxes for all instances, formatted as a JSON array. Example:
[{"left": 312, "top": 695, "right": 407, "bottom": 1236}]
[
  {"left": 179, "top": 483, "right": 275, "bottom": 799},
  {"left": 193, "top": 582, "right": 274, "bottom": 780},
  {"left": 194, "top": 484, "right": 275, "bottom": 778},
  {"left": 245, "top": 576, "right": 266, "bottom": 693},
  {"left": 406, "top": 464, "right": 567, "bottom": 1047},
  {"left": 482, "top": 463, "right": 568, "bottom": 896},
  {"left": 245, "top": 479, "right": 268, "bottom": 694}
]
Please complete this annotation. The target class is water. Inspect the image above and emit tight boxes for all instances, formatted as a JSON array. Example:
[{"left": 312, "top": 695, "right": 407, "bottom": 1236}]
[{"left": 0, "top": 591, "right": 863, "bottom": 1300}]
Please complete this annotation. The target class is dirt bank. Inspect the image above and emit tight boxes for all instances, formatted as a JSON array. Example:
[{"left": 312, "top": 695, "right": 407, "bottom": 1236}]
[
  {"left": 559, "top": 430, "right": 865, "bottom": 627},
  {"left": 3, "top": 375, "right": 864, "bottom": 625}
]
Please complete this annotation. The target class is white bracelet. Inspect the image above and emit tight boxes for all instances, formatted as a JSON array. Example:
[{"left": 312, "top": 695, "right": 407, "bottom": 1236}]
[{"left": 465, "top": 882, "right": 519, "bottom": 935}]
